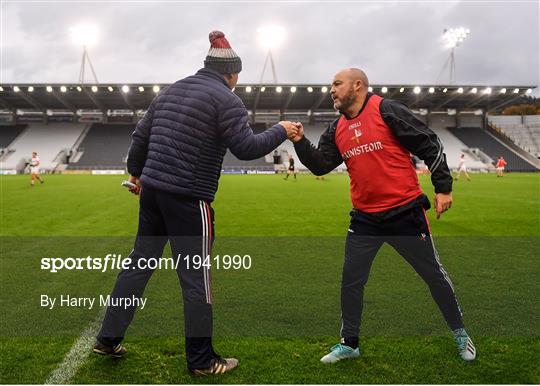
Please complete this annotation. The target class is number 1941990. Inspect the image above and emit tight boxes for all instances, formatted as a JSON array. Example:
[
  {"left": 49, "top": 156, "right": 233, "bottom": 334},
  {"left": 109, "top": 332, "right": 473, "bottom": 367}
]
[{"left": 183, "top": 254, "right": 252, "bottom": 270}]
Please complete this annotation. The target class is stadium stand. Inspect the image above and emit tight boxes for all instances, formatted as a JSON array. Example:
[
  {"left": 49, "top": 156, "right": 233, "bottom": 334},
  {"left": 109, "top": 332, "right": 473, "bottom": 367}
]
[
  {"left": 68, "top": 123, "right": 134, "bottom": 169},
  {"left": 71, "top": 122, "right": 277, "bottom": 171},
  {"left": 1, "top": 123, "right": 86, "bottom": 171},
  {"left": 434, "top": 127, "right": 488, "bottom": 170},
  {"left": 0, "top": 124, "right": 26, "bottom": 149},
  {"left": 448, "top": 127, "right": 538, "bottom": 172},
  {"left": 1, "top": 84, "right": 536, "bottom": 174},
  {"left": 222, "top": 150, "right": 273, "bottom": 170},
  {"left": 488, "top": 115, "right": 540, "bottom": 158}
]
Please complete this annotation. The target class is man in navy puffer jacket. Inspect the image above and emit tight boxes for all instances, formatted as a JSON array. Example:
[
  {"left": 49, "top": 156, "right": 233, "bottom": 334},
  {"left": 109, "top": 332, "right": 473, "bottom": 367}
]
[{"left": 94, "top": 31, "right": 298, "bottom": 376}]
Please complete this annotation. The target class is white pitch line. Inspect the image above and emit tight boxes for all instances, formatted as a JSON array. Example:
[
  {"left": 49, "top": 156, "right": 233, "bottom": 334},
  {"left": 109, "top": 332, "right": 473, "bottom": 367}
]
[{"left": 45, "top": 310, "right": 104, "bottom": 385}]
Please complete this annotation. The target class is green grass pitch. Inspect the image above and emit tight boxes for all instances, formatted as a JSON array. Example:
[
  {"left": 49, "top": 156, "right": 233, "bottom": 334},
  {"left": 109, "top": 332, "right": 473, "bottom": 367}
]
[{"left": 1, "top": 172, "right": 539, "bottom": 384}]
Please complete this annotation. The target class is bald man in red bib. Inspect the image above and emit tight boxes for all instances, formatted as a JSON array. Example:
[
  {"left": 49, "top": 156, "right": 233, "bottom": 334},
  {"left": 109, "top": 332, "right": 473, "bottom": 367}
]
[{"left": 291, "top": 68, "right": 476, "bottom": 363}]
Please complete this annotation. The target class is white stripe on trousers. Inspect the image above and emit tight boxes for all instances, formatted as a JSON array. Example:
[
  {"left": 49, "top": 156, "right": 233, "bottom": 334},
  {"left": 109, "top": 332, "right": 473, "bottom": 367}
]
[
  {"left": 428, "top": 233, "right": 462, "bottom": 316},
  {"left": 199, "top": 200, "right": 212, "bottom": 304}
]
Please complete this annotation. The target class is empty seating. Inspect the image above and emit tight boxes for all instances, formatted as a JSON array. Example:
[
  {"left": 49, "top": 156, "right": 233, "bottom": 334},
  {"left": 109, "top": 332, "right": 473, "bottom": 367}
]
[
  {"left": 69, "top": 124, "right": 134, "bottom": 169},
  {"left": 488, "top": 115, "right": 540, "bottom": 157},
  {"left": 448, "top": 127, "right": 538, "bottom": 172},
  {"left": 2, "top": 123, "right": 86, "bottom": 171},
  {"left": 434, "top": 128, "right": 488, "bottom": 170},
  {"left": 222, "top": 150, "right": 272, "bottom": 170},
  {"left": 0, "top": 124, "right": 26, "bottom": 149}
]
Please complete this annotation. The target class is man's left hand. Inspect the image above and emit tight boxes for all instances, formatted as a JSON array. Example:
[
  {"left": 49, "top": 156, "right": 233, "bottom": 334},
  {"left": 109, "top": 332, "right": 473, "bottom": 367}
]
[{"left": 434, "top": 192, "right": 452, "bottom": 220}]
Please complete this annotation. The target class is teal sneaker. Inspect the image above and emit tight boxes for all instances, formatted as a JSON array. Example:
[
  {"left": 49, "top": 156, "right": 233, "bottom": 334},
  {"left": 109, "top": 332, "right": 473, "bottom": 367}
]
[
  {"left": 320, "top": 343, "right": 360, "bottom": 364},
  {"left": 453, "top": 328, "right": 476, "bottom": 361}
]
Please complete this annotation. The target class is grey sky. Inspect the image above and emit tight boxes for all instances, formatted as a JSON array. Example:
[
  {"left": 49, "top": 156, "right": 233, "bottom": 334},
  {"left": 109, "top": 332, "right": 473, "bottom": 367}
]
[{"left": 1, "top": 1, "right": 538, "bottom": 89}]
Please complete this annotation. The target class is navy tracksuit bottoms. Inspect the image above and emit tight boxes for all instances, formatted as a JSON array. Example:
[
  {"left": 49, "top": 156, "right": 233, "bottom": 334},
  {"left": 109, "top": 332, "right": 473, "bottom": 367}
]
[
  {"left": 97, "top": 186, "right": 216, "bottom": 370},
  {"left": 341, "top": 202, "right": 464, "bottom": 340}
]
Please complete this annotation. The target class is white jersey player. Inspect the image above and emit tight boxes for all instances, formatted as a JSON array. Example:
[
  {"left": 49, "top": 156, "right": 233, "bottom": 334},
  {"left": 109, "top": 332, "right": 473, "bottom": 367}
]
[
  {"left": 30, "top": 151, "right": 44, "bottom": 186},
  {"left": 455, "top": 154, "right": 470, "bottom": 181}
]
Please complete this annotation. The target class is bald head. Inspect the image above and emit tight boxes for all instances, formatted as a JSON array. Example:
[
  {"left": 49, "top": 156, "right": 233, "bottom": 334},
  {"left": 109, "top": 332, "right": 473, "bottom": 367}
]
[
  {"left": 336, "top": 68, "right": 369, "bottom": 88},
  {"left": 330, "top": 68, "right": 370, "bottom": 117}
]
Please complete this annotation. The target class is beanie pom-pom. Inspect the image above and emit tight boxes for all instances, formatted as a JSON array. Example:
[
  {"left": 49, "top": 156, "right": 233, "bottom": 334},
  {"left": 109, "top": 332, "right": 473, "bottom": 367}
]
[{"left": 209, "top": 31, "right": 225, "bottom": 44}]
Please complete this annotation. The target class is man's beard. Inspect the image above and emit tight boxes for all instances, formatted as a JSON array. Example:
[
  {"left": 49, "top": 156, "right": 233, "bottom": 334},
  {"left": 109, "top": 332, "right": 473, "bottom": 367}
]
[{"left": 333, "top": 88, "right": 356, "bottom": 115}]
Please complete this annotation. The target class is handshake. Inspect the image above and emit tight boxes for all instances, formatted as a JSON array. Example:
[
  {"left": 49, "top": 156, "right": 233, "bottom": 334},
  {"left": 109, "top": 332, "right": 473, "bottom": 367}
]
[{"left": 279, "top": 121, "right": 304, "bottom": 143}]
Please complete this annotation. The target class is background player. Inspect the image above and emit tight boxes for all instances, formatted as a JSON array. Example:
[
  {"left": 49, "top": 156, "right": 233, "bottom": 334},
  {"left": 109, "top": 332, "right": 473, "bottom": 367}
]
[
  {"left": 29, "top": 151, "right": 44, "bottom": 186},
  {"left": 283, "top": 154, "right": 297, "bottom": 180},
  {"left": 455, "top": 154, "right": 471, "bottom": 181},
  {"left": 496, "top": 156, "right": 507, "bottom": 177}
]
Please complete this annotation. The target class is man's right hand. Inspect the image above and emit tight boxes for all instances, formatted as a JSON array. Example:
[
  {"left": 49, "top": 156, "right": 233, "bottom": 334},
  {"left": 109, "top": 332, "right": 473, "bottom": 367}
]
[
  {"left": 128, "top": 175, "right": 142, "bottom": 195},
  {"left": 279, "top": 121, "right": 299, "bottom": 141}
]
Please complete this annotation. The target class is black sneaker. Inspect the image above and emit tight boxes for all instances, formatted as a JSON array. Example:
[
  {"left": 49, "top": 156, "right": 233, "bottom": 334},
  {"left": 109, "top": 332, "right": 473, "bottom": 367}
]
[
  {"left": 92, "top": 341, "right": 126, "bottom": 358},
  {"left": 190, "top": 357, "right": 238, "bottom": 376}
]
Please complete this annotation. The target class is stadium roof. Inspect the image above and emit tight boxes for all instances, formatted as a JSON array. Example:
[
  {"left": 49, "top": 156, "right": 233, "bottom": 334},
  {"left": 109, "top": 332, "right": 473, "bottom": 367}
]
[{"left": 0, "top": 84, "right": 536, "bottom": 114}]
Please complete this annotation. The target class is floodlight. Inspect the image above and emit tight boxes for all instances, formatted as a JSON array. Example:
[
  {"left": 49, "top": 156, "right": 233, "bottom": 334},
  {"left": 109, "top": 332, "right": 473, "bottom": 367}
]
[
  {"left": 483, "top": 87, "right": 492, "bottom": 95},
  {"left": 368, "top": 87, "right": 373, "bottom": 92},
  {"left": 526, "top": 88, "right": 532, "bottom": 94},
  {"left": 46, "top": 86, "right": 53, "bottom": 92},
  {"left": 429, "top": 87, "right": 435, "bottom": 93},
  {"left": 443, "top": 27, "right": 470, "bottom": 49},
  {"left": 413, "top": 86, "right": 421, "bottom": 94},
  {"left": 138, "top": 86, "right": 144, "bottom": 92},
  {"left": 246, "top": 86, "right": 252, "bottom": 93},
  {"left": 513, "top": 88, "right": 519, "bottom": 94},
  {"left": 70, "top": 24, "right": 99, "bottom": 46},
  {"left": 60, "top": 86, "right": 67, "bottom": 93},
  {"left": 443, "top": 88, "right": 448, "bottom": 93},
  {"left": 457, "top": 87, "right": 464, "bottom": 93},
  {"left": 440, "top": 27, "right": 471, "bottom": 84},
  {"left": 261, "top": 86, "right": 266, "bottom": 92},
  {"left": 321, "top": 86, "right": 328, "bottom": 93},
  {"left": 152, "top": 85, "right": 160, "bottom": 93},
  {"left": 290, "top": 86, "right": 297, "bottom": 93},
  {"left": 471, "top": 87, "right": 477, "bottom": 94},
  {"left": 399, "top": 87, "right": 405, "bottom": 93},
  {"left": 91, "top": 85, "right": 98, "bottom": 93},
  {"left": 500, "top": 88, "right": 506, "bottom": 94},
  {"left": 307, "top": 87, "right": 313, "bottom": 93},
  {"left": 122, "top": 85, "right": 129, "bottom": 93},
  {"left": 108, "top": 86, "right": 114, "bottom": 92},
  {"left": 0, "top": 86, "right": 3, "bottom": 92},
  {"left": 381, "top": 87, "right": 388, "bottom": 93},
  {"left": 28, "top": 86, "right": 34, "bottom": 92},
  {"left": 13, "top": 86, "right": 20, "bottom": 92},
  {"left": 76, "top": 86, "right": 82, "bottom": 92},
  {"left": 257, "top": 26, "right": 286, "bottom": 50},
  {"left": 276, "top": 86, "right": 282, "bottom": 93}
]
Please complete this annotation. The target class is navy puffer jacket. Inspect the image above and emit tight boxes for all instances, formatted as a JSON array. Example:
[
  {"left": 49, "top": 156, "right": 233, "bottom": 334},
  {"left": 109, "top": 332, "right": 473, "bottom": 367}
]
[{"left": 127, "top": 68, "right": 287, "bottom": 201}]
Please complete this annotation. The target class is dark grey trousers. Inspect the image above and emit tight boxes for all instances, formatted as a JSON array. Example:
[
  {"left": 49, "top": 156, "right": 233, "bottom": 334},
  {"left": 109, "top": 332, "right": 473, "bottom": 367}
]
[
  {"left": 97, "top": 186, "right": 216, "bottom": 369},
  {"left": 341, "top": 204, "right": 464, "bottom": 339}
]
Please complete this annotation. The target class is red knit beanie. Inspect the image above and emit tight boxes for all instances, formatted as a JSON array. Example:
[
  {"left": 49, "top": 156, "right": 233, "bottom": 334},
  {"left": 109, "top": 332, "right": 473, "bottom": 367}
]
[{"left": 204, "top": 31, "right": 242, "bottom": 74}]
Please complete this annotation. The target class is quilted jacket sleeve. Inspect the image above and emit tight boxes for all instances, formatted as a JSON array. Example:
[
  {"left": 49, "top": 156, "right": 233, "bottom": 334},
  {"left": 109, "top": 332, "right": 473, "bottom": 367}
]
[{"left": 218, "top": 97, "right": 287, "bottom": 160}]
